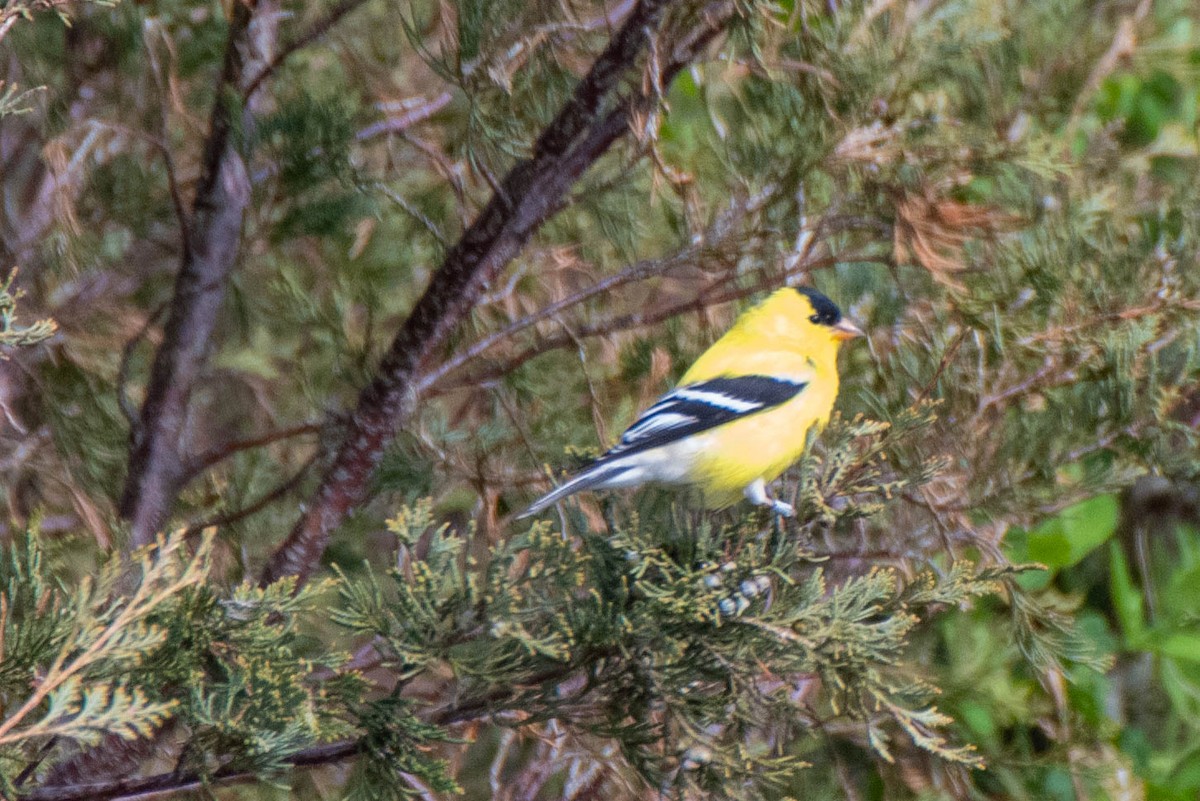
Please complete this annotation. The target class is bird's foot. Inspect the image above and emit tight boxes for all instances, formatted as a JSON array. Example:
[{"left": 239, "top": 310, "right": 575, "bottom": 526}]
[{"left": 745, "top": 479, "right": 794, "bottom": 518}]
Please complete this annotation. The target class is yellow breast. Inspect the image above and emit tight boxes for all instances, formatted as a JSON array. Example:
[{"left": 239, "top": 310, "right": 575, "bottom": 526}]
[
  {"left": 669, "top": 287, "right": 847, "bottom": 506},
  {"left": 688, "top": 353, "right": 839, "bottom": 507}
]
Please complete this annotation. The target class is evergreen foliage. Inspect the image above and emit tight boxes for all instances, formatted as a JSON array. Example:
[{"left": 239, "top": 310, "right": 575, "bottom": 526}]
[
  {"left": 0, "top": 272, "right": 56, "bottom": 353},
  {"left": 0, "top": 417, "right": 1090, "bottom": 799},
  {"left": 0, "top": 531, "right": 203, "bottom": 792}
]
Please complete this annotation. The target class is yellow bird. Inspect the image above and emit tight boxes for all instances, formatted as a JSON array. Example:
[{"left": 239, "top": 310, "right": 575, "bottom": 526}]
[{"left": 519, "top": 287, "right": 863, "bottom": 518}]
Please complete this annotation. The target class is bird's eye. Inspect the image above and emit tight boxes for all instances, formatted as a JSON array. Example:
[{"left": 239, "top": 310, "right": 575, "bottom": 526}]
[{"left": 809, "top": 314, "right": 821, "bottom": 324}]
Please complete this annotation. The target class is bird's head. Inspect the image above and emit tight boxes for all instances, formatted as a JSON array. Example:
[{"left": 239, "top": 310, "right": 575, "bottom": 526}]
[
  {"left": 677, "top": 285, "right": 864, "bottom": 384},
  {"left": 792, "top": 286, "right": 864, "bottom": 347}
]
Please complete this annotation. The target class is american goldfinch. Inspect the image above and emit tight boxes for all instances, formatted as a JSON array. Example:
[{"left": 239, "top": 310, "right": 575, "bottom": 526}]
[{"left": 519, "top": 287, "right": 863, "bottom": 518}]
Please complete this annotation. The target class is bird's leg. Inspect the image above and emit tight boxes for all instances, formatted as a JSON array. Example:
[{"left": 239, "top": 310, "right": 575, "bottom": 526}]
[{"left": 744, "top": 478, "right": 794, "bottom": 517}]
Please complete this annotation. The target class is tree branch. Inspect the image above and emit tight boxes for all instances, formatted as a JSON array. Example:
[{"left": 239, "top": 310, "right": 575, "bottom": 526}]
[
  {"left": 183, "top": 454, "right": 317, "bottom": 535},
  {"left": 242, "top": 0, "right": 372, "bottom": 100},
  {"left": 261, "top": 0, "right": 738, "bottom": 586},
  {"left": 19, "top": 741, "right": 361, "bottom": 801},
  {"left": 431, "top": 251, "right": 890, "bottom": 394},
  {"left": 355, "top": 91, "right": 454, "bottom": 142},
  {"left": 21, "top": 660, "right": 600, "bottom": 801},
  {"left": 415, "top": 188, "right": 775, "bottom": 393},
  {"left": 119, "top": 0, "right": 280, "bottom": 546},
  {"left": 180, "top": 420, "right": 323, "bottom": 482}
]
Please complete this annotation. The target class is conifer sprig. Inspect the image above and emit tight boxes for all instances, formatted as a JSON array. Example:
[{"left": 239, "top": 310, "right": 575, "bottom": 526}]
[
  {"left": 0, "top": 271, "right": 56, "bottom": 355},
  {"left": 0, "top": 531, "right": 210, "bottom": 797},
  {"left": 325, "top": 408, "right": 1087, "bottom": 796}
]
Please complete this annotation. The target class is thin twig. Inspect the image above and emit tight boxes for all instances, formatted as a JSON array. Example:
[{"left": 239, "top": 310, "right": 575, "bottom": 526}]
[
  {"left": 913, "top": 328, "right": 968, "bottom": 403},
  {"left": 375, "top": 184, "right": 450, "bottom": 247},
  {"left": 304, "top": 640, "right": 384, "bottom": 684},
  {"left": 184, "top": 455, "right": 318, "bottom": 536},
  {"left": 116, "top": 302, "right": 169, "bottom": 432},
  {"left": 252, "top": 92, "right": 453, "bottom": 185},
  {"left": 19, "top": 741, "right": 361, "bottom": 801},
  {"left": 356, "top": 92, "right": 454, "bottom": 141},
  {"left": 180, "top": 420, "right": 323, "bottom": 483},
  {"left": 433, "top": 252, "right": 890, "bottom": 393},
  {"left": 242, "top": 0, "right": 372, "bottom": 100},
  {"left": 143, "top": 26, "right": 193, "bottom": 252},
  {"left": 416, "top": 190, "right": 774, "bottom": 391},
  {"left": 82, "top": 120, "right": 191, "bottom": 253},
  {"left": 395, "top": 132, "right": 473, "bottom": 226},
  {"left": 13, "top": 737, "right": 58, "bottom": 787},
  {"left": 977, "top": 354, "right": 1087, "bottom": 414}
]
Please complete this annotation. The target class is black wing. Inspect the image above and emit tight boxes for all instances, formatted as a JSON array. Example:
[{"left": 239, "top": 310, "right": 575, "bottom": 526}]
[{"left": 596, "top": 376, "right": 807, "bottom": 463}]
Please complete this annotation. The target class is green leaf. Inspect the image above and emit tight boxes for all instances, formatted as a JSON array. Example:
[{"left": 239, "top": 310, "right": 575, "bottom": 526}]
[
  {"left": 1109, "top": 541, "right": 1146, "bottom": 645},
  {"left": 956, "top": 699, "right": 996, "bottom": 742},
  {"left": 1169, "top": 747, "right": 1200, "bottom": 791},
  {"left": 1152, "top": 632, "right": 1200, "bottom": 664},
  {"left": 1026, "top": 495, "right": 1119, "bottom": 570},
  {"left": 1119, "top": 727, "right": 1153, "bottom": 776}
]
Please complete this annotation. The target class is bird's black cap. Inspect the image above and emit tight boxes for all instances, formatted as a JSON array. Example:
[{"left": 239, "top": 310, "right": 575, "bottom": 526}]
[{"left": 794, "top": 287, "right": 842, "bottom": 326}]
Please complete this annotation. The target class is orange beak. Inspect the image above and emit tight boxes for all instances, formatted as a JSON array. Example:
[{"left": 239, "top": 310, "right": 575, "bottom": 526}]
[{"left": 832, "top": 319, "right": 865, "bottom": 341}]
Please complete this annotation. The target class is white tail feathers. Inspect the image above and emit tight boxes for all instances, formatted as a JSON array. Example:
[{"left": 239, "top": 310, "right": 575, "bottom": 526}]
[{"left": 517, "top": 464, "right": 630, "bottom": 519}]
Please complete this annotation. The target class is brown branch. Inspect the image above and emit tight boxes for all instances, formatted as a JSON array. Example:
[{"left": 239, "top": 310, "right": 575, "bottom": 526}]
[
  {"left": 261, "top": 0, "right": 738, "bottom": 587},
  {"left": 432, "top": 252, "right": 890, "bottom": 394},
  {"left": 183, "top": 455, "right": 318, "bottom": 535},
  {"left": 355, "top": 92, "right": 455, "bottom": 141},
  {"left": 88, "top": 122, "right": 193, "bottom": 257},
  {"left": 977, "top": 354, "right": 1088, "bottom": 414},
  {"left": 180, "top": 420, "right": 323, "bottom": 483},
  {"left": 242, "top": 0, "right": 372, "bottom": 100},
  {"left": 119, "top": 0, "right": 280, "bottom": 546},
  {"left": 252, "top": 93, "right": 453, "bottom": 186},
  {"left": 1016, "top": 299, "right": 1200, "bottom": 347},
  {"left": 415, "top": 189, "right": 774, "bottom": 393},
  {"left": 913, "top": 328, "right": 968, "bottom": 403},
  {"left": 21, "top": 658, "right": 603, "bottom": 801},
  {"left": 18, "top": 741, "right": 361, "bottom": 801}
]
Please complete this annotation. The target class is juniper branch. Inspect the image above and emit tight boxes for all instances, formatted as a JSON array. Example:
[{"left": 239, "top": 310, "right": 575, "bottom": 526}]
[
  {"left": 0, "top": 533, "right": 212, "bottom": 745},
  {"left": 18, "top": 740, "right": 360, "bottom": 801},
  {"left": 18, "top": 662, "right": 588, "bottom": 801},
  {"left": 261, "top": 0, "right": 738, "bottom": 586}
]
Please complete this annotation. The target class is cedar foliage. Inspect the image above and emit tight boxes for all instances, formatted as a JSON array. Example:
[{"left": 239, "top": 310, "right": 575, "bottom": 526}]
[{"left": 0, "top": 0, "right": 1199, "bottom": 799}]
